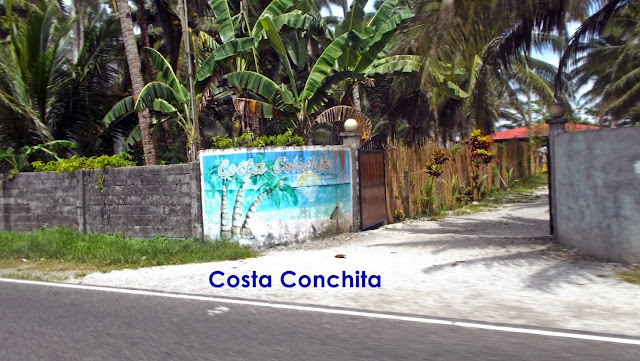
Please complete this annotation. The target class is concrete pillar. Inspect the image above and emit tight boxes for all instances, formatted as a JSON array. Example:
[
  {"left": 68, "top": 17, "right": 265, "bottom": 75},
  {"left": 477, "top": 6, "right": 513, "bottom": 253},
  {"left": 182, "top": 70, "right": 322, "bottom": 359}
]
[
  {"left": 0, "top": 175, "right": 6, "bottom": 231},
  {"left": 545, "top": 117, "right": 567, "bottom": 235},
  {"left": 340, "top": 132, "right": 362, "bottom": 231},
  {"left": 76, "top": 169, "right": 86, "bottom": 233},
  {"left": 340, "top": 131, "right": 362, "bottom": 149},
  {"left": 189, "top": 162, "right": 204, "bottom": 240}
]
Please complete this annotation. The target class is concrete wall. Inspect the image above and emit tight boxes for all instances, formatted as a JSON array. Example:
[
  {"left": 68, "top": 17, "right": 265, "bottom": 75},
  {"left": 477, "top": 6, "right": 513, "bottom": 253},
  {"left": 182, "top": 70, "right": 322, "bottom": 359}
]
[
  {"left": 199, "top": 146, "right": 353, "bottom": 246},
  {"left": 0, "top": 164, "right": 202, "bottom": 239},
  {"left": 553, "top": 127, "right": 640, "bottom": 263},
  {"left": 1, "top": 171, "right": 80, "bottom": 232}
]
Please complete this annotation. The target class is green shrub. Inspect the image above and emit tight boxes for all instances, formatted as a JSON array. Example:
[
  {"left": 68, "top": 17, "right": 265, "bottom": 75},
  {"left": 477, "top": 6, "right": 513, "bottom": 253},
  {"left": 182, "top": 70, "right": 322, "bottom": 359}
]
[
  {"left": 211, "top": 129, "right": 304, "bottom": 149},
  {"left": 31, "top": 153, "right": 136, "bottom": 173}
]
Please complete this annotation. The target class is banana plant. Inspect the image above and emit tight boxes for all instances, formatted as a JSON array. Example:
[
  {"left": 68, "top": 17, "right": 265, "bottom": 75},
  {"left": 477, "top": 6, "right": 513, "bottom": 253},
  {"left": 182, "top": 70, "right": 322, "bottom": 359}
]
[
  {"left": 102, "top": 48, "right": 236, "bottom": 162},
  {"left": 196, "top": 0, "right": 316, "bottom": 80},
  {"left": 190, "top": 0, "right": 317, "bottom": 134},
  {"left": 224, "top": 17, "right": 375, "bottom": 138},
  {"left": 336, "top": 0, "right": 415, "bottom": 74},
  {"left": 219, "top": 0, "right": 419, "bottom": 136}
]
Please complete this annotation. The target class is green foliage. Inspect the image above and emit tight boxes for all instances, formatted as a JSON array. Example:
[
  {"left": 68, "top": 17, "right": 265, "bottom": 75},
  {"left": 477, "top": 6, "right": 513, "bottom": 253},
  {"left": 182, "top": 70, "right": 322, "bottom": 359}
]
[
  {"left": 425, "top": 148, "right": 448, "bottom": 178},
  {"left": 441, "top": 175, "right": 460, "bottom": 209},
  {"left": 31, "top": 153, "right": 136, "bottom": 173},
  {"left": 504, "top": 167, "right": 520, "bottom": 189},
  {"left": 1, "top": 141, "right": 76, "bottom": 178},
  {"left": 450, "top": 142, "right": 464, "bottom": 156},
  {"left": 210, "top": 129, "right": 304, "bottom": 149},
  {"left": 103, "top": 49, "right": 199, "bottom": 161},
  {"left": 425, "top": 162, "right": 442, "bottom": 177},
  {"left": 468, "top": 129, "right": 496, "bottom": 200},
  {"left": 457, "top": 186, "right": 474, "bottom": 204},
  {"left": 393, "top": 209, "right": 405, "bottom": 221},
  {"left": 469, "top": 129, "right": 495, "bottom": 165},
  {"left": 0, "top": 227, "right": 257, "bottom": 269},
  {"left": 416, "top": 177, "right": 435, "bottom": 216}
]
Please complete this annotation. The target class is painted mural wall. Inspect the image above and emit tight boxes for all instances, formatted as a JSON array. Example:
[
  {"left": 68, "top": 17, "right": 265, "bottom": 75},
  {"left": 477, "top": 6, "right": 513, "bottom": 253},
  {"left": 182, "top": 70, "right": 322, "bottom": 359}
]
[{"left": 199, "top": 146, "right": 352, "bottom": 246}]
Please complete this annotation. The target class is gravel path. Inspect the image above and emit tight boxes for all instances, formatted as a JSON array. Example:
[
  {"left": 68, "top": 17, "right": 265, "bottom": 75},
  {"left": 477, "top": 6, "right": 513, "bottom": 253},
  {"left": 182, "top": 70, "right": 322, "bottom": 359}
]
[{"left": 71, "top": 188, "right": 640, "bottom": 337}]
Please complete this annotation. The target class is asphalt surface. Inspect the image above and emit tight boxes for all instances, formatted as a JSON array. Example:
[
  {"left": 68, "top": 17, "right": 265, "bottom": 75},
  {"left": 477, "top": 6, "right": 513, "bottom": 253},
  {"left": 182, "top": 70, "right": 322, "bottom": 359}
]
[{"left": 1, "top": 280, "right": 638, "bottom": 360}]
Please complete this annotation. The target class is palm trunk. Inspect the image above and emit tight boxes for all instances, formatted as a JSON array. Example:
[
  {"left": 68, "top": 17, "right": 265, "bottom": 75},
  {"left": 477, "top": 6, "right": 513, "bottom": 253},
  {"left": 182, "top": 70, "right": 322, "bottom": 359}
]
[
  {"left": 351, "top": 86, "right": 361, "bottom": 111},
  {"left": 231, "top": 178, "right": 249, "bottom": 238},
  {"left": 177, "top": 0, "right": 199, "bottom": 159},
  {"left": 136, "top": 0, "right": 175, "bottom": 154},
  {"left": 433, "top": 110, "right": 440, "bottom": 146},
  {"left": 71, "top": 0, "right": 84, "bottom": 62},
  {"left": 220, "top": 183, "right": 231, "bottom": 239},
  {"left": 115, "top": 0, "right": 157, "bottom": 165},
  {"left": 240, "top": 191, "right": 267, "bottom": 238}
]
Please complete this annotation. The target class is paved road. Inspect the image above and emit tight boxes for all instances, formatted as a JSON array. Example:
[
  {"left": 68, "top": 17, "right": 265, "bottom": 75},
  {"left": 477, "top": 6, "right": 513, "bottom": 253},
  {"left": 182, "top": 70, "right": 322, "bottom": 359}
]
[{"left": 1, "top": 280, "right": 638, "bottom": 361}]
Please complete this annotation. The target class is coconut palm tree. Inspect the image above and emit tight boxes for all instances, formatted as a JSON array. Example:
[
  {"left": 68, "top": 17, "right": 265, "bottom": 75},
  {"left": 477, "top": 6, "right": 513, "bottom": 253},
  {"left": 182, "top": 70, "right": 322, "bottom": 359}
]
[
  {"left": 0, "top": 0, "right": 70, "bottom": 147},
  {"left": 394, "top": 0, "right": 584, "bottom": 140},
  {"left": 115, "top": 0, "right": 157, "bottom": 165},
  {"left": 561, "top": 0, "right": 638, "bottom": 126}
]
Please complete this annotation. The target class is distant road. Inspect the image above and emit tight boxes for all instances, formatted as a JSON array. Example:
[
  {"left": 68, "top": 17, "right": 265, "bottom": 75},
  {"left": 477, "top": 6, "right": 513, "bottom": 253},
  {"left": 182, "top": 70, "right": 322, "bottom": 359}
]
[{"left": 0, "top": 279, "right": 638, "bottom": 361}]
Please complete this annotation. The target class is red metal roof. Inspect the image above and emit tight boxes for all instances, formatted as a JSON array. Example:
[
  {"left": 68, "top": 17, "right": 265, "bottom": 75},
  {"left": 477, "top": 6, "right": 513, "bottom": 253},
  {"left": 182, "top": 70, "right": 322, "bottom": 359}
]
[{"left": 490, "top": 123, "right": 600, "bottom": 141}]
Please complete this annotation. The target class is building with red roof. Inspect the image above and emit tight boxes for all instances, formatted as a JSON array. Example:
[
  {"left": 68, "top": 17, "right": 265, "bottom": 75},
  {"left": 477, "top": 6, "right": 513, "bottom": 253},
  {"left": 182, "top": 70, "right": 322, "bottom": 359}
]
[{"left": 490, "top": 123, "right": 600, "bottom": 141}]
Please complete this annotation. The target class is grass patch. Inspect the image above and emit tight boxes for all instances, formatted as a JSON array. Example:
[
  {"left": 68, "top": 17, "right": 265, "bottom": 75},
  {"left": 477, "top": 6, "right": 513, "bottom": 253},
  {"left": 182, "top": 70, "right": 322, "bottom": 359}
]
[
  {"left": 0, "top": 227, "right": 257, "bottom": 274},
  {"left": 617, "top": 265, "right": 640, "bottom": 285}
]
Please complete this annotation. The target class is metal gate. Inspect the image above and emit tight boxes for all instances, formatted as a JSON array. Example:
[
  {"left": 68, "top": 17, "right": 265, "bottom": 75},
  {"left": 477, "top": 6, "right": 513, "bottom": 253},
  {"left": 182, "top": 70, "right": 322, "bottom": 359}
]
[{"left": 358, "top": 133, "right": 387, "bottom": 230}]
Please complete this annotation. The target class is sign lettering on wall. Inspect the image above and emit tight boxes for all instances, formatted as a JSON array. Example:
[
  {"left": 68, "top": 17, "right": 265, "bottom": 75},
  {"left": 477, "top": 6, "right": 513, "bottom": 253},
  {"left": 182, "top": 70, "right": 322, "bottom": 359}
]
[{"left": 199, "top": 147, "right": 352, "bottom": 246}]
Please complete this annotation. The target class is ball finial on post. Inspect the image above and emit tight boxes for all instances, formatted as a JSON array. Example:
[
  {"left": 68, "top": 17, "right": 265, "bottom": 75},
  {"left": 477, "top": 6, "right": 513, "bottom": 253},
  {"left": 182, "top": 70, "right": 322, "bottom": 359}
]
[{"left": 344, "top": 118, "right": 358, "bottom": 132}]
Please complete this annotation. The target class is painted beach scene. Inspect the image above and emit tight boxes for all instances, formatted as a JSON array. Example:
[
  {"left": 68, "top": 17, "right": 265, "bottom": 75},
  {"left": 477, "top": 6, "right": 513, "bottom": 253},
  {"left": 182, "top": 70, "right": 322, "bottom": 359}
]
[{"left": 200, "top": 147, "right": 352, "bottom": 246}]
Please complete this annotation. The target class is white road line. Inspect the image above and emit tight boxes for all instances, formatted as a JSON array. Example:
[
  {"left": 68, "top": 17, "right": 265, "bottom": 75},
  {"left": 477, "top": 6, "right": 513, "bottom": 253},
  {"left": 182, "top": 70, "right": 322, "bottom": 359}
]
[{"left": 1, "top": 278, "right": 639, "bottom": 346}]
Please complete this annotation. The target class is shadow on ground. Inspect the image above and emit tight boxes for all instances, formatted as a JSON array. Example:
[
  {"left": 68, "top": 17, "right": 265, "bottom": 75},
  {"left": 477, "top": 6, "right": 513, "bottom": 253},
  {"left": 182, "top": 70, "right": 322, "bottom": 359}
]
[{"left": 367, "top": 196, "right": 613, "bottom": 292}]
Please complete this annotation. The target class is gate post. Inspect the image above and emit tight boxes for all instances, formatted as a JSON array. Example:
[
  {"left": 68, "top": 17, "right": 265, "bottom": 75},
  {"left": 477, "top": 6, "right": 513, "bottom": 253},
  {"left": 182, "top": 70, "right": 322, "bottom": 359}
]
[
  {"left": 546, "top": 104, "right": 567, "bottom": 235},
  {"left": 341, "top": 131, "right": 362, "bottom": 231}
]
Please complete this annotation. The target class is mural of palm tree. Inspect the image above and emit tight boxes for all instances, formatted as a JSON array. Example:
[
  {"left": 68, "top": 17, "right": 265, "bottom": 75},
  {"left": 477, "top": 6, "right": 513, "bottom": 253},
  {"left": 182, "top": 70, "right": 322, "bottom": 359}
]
[
  {"left": 231, "top": 176, "right": 251, "bottom": 238},
  {"left": 208, "top": 163, "right": 237, "bottom": 239},
  {"left": 230, "top": 155, "right": 272, "bottom": 239},
  {"left": 240, "top": 176, "right": 298, "bottom": 239}
]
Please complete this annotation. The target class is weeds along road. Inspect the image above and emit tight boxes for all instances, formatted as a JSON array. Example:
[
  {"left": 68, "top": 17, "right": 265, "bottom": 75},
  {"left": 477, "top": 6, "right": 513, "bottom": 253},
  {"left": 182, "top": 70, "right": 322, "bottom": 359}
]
[{"left": 1, "top": 279, "right": 638, "bottom": 361}]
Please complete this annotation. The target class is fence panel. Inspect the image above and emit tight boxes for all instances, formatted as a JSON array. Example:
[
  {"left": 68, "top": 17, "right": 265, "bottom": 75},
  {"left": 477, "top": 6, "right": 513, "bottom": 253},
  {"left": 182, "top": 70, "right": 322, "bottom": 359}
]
[{"left": 385, "top": 138, "right": 539, "bottom": 221}]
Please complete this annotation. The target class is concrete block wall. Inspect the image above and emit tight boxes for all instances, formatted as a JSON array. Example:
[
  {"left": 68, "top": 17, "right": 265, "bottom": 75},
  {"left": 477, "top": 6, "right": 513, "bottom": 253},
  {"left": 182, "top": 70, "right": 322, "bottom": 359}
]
[
  {"left": 552, "top": 127, "right": 640, "bottom": 263},
  {"left": 1, "top": 171, "right": 80, "bottom": 232},
  {"left": 0, "top": 163, "right": 202, "bottom": 239}
]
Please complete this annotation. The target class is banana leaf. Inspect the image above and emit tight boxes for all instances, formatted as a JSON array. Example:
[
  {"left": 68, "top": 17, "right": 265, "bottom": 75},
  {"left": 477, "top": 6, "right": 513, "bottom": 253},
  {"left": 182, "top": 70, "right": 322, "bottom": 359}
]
[
  {"left": 307, "top": 71, "right": 369, "bottom": 113},
  {"left": 339, "top": 0, "right": 369, "bottom": 67},
  {"left": 151, "top": 98, "right": 178, "bottom": 113},
  {"left": 196, "top": 37, "right": 255, "bottom": 82},
  {"left": 145, "top": 48, "right": 186, "bottom": 102},
  {"left": 365, "top": 55, "right": 421, "bottom": 75},
  {"left": 123, "top": 126, "right": 141, "bottom": 152},
  {"left": 211, "top": 0, "right": 235, "bottom": 43},
  {"left": 224, "top": 71, "right": 283, "bottom": 103},
  {"left": 102, "top": 96, "right": 134, "bottom": 126},
  {"left": 367, "top": 0, "right": 397, "bottom": 30},
  {"left": 259, "top": 16, "right": 297, "bottom": 96},
  {"left": 134, "top": 82, "right": 180, "bottom": 112},
  {"left": 287, "top": 32, "right": 307, "bottom": 68},
  {"left": 354, "top": 11, "right": 413, "bottom": 72},
  {"left": 301, "top": 31, "right": 365, "bottom": 100},
  {"left": 251, "top": 0, "right": 296, "bottom": 38}
]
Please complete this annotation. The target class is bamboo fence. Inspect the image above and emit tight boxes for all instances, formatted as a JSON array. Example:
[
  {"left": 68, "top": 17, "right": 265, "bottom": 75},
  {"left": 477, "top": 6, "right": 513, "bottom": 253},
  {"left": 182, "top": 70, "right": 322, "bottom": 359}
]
[{"left": 384, "top": 138, "right": 539, "bottom": 222}]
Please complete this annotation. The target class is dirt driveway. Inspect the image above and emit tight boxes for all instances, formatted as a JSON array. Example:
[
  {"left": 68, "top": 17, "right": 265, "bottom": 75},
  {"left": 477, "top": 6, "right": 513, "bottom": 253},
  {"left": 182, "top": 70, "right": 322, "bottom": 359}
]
[{"left": 72, "top": 187, "right": 640, "bottom": 337}]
